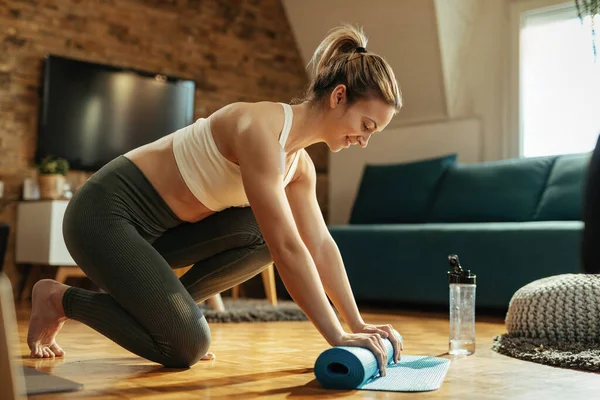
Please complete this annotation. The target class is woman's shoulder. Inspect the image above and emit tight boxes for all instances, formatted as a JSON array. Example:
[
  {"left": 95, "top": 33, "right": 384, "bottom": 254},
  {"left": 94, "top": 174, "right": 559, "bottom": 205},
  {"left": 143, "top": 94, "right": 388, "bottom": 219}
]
[
  {"left": 211, "top": 101, "right": 286, "bottom": 140},
  {"left": 213, "top": 100, "right": 284, "bottom": 121}
]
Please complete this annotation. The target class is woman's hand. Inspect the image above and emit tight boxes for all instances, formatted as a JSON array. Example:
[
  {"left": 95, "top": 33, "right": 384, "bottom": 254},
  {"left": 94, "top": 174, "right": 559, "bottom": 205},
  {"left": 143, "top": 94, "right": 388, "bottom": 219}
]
[
  {"left": 351, "top": 323, "right": 403, "bottom": 364},
  {"left": 334, "top": 328, "right": 401, "bottom": 377}
]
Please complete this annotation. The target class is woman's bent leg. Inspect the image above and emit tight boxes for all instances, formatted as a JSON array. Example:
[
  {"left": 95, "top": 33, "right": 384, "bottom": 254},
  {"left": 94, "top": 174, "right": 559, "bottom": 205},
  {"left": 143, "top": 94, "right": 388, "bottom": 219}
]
[{"left": 152, "top": 207, "right": 273, "bottom": 303}]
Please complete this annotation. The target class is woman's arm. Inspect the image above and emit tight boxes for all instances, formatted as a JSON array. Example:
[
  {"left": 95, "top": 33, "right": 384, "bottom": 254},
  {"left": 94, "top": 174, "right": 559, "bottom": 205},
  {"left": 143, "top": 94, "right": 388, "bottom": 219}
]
[
  {"left": 235, "top": 110, "right": 398, "bottom": 374},
  {"left": 235, "top": 116, "right": 345, "bottom": 346},
  {"left": 285, "top": 151, "right": 365, "bottom": 331},
  {"left": 285, "top": 151, "right": 403, "bottom": 365}
]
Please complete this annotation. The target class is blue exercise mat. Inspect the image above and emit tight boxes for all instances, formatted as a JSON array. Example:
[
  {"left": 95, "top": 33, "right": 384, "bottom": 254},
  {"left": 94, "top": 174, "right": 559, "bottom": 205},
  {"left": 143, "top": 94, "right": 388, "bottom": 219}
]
[{"left": 314, "top": 334, "right": 450, "bottom": 392}]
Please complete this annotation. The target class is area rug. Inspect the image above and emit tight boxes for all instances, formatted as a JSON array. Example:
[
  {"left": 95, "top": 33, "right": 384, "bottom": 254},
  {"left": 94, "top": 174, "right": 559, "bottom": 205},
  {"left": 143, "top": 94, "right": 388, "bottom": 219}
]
[
  {"left": 198, "top": 298, "right": 308, "bottom": 323},
  {"left": 492, "top": 335, "right": 600, "bottom": 373}
]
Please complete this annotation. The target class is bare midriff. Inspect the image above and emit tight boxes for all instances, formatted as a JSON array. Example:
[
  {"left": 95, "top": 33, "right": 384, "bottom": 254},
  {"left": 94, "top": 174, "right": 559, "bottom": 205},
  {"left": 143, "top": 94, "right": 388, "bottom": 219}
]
[{"left": 124, "top": 134, "right": 216, "bottom": 223}]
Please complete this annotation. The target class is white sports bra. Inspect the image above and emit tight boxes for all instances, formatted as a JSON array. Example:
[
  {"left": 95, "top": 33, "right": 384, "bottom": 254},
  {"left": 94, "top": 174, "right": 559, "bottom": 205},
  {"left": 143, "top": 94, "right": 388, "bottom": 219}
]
[{"left": 172, "top": 103, "right": 301, "bottom": 212}]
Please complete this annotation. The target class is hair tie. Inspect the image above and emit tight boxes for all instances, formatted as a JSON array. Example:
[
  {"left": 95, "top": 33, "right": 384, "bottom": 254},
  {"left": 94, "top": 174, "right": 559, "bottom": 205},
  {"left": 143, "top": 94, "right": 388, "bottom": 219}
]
[{"left": 355, "top": 46, "right": 367, "bottom": 53}]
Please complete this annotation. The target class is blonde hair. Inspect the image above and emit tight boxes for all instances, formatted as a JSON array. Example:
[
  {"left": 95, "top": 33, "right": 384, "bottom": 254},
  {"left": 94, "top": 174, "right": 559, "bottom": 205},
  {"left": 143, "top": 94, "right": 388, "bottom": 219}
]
[{"left": 300, "top": 25, "right": 402, "bottom": 112}]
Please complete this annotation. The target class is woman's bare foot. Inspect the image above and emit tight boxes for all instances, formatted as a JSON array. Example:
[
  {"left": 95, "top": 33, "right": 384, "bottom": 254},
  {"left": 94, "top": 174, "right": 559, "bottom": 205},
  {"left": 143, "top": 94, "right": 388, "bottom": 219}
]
[
  {"left": 27, "top": 279, "right": 70, "bottom": 358},
  {"left": 201, "top": 352, "right": 216, "bottom": 361}
]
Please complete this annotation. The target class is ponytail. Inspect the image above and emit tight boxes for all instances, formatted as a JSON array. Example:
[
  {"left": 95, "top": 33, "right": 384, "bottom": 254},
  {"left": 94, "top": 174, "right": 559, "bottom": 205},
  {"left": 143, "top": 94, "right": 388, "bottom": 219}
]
[{"left": 300, "top": 24, "right": 402, "bottom": 112}]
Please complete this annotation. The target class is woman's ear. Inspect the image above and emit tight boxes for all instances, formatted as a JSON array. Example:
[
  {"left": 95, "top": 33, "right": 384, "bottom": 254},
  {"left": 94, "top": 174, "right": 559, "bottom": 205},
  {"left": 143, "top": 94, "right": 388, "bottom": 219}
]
[{"left": 329, "top": 84, "right": 347, "bottom": 109}]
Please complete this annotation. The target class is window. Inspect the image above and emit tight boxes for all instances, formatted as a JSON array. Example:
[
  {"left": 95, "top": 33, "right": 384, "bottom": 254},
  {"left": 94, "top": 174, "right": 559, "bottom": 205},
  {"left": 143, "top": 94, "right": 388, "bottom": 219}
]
[{"left": 520, "top": 4, "right": 600, "bottom": 157}]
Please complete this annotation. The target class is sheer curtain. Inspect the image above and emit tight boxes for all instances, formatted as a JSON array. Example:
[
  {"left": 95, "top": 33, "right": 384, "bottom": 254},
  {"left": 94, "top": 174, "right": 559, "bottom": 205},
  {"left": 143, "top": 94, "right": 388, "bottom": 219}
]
[{"left": 521, "top": 5, "right": 600, "bottom": 157}]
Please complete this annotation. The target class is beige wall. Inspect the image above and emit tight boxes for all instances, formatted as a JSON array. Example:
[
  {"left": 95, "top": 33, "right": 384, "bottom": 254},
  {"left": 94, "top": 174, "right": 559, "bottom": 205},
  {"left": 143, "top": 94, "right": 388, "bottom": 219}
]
[{"left": 434, "top": 0, "right": 509, "bottom": 161}]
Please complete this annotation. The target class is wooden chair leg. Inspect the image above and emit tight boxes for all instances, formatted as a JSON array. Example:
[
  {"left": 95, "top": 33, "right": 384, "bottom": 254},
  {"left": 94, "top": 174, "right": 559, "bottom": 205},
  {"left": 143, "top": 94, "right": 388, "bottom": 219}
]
[
  {"left": 231, "top": 285, "right": 240, "bottom": 300},
  {"left": 55, "top": 266, "right": 87, "bottom": 284},
  {"left": 54, "top": 267, "right": 69, "bottom": 284},
  {"left": 261, "top": 263, "right": 277, "bottom": 306}
]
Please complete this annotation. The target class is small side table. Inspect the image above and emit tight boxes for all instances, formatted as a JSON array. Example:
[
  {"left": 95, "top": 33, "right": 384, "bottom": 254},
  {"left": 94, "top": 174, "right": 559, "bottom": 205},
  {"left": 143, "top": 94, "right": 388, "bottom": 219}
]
[{"left": 15, "top": 200, "right": 86, "bottom": 300}]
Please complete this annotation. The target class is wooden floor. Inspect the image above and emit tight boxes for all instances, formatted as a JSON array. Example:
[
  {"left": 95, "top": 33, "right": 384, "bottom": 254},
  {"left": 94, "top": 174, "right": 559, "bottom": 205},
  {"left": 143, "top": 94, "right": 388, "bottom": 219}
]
[{"left": 13, "top": 301, "right": 600, "bottom": 399}]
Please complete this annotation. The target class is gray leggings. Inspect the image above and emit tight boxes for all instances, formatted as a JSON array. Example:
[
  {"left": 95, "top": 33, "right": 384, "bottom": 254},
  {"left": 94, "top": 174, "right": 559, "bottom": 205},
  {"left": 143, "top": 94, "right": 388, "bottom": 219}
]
[{"left": 62, "top": 156, "right": 273, "bottom": 368}]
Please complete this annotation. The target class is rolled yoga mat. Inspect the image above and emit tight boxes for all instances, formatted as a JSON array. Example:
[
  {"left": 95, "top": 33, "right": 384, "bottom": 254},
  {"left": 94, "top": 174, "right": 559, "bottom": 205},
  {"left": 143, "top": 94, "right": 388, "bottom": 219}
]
[{"left": 314, "top": 334, "right": 450, "bottom": 392}]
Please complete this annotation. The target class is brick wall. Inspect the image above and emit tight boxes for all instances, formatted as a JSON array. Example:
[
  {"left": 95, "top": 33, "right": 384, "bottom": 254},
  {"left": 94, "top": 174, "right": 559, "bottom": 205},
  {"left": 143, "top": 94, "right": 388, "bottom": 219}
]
[{"left": 0, "top": 0, "right": 329, "bottom": 295}]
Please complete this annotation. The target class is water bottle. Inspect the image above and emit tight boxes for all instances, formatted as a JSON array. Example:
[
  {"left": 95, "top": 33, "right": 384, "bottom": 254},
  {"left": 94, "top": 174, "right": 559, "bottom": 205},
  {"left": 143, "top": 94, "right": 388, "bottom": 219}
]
[{"left": 447, "top": 254, "right": 476, "bottom": 355}]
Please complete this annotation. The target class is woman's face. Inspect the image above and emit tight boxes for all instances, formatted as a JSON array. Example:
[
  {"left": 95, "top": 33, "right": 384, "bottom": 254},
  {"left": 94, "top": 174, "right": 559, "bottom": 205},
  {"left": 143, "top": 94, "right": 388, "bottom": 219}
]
[{"left": 323, "top": 85, "right": 397, "bottom": 153}]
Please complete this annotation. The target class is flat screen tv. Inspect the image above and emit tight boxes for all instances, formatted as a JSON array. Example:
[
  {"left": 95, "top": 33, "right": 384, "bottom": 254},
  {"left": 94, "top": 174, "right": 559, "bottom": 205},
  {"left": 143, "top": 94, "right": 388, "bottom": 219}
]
[{"left": 37, "top": 55, "right": 196, "bottom": 171}]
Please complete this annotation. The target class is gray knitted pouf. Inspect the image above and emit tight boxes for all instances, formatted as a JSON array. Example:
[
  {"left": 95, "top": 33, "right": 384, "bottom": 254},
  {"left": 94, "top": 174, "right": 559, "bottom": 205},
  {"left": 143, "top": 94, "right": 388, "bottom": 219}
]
[{"left": 492, "top": 274, "right": 600, "bottom": 372}]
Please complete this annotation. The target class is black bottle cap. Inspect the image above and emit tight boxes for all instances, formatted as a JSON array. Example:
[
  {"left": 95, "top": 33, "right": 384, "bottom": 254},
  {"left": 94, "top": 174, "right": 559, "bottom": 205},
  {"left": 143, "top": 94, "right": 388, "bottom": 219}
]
[{"left": 447, "top": 254, "right": 476, "bottom": 284}]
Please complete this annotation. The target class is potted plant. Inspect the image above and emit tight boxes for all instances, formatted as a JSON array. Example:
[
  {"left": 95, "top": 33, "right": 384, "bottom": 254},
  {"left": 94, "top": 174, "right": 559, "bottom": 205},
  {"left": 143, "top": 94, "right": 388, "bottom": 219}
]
[
  {"left": 37, "top": 156, "right": 69, "bottom": 199},
  {"left": 575, "top": 0, "right": 599, "bottom": 59}
]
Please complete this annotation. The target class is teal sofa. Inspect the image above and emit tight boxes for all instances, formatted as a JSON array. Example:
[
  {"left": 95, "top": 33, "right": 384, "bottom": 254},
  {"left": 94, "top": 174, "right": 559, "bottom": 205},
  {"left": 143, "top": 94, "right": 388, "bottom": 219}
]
[{"left": 328, "top": 152, "right": 591, "bottom": 310}]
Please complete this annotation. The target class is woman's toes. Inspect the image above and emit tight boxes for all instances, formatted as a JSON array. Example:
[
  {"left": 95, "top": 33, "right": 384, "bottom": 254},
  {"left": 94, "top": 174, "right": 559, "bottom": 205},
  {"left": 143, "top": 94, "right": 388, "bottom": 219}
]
[
  {"left": 50, "top": 343, "right": 65, "bottom": 357},
  {"left": 200, "top": 352, "right": 215, "bottom": 360},
  {"left": 29, "top": 341, "right": 38, "bottom": 357}
]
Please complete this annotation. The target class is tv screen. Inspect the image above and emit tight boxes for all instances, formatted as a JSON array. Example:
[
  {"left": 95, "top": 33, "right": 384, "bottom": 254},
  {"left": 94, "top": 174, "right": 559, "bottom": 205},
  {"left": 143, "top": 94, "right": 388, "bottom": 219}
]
[{"left": 37, "top": 55, "right": 196, "bottom": 171}]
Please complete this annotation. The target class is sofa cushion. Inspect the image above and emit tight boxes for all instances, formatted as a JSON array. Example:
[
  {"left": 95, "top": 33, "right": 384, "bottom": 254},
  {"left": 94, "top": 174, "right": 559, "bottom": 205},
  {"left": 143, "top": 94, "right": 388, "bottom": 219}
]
[
  {"left": 428, "top": 156, "right": 556, "bottom": 222},
  {"left": 533, "top": 152, "right": 591, "bottom": 221},
  {"left": 349, "top": 153, "right": 457, "bottom": 224}
]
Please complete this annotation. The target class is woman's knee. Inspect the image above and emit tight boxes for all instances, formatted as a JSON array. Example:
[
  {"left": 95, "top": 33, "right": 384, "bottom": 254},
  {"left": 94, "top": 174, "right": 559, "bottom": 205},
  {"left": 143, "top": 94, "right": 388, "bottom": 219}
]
[{"left": 162, "top": 316, "right": 212, "bottom": 368}]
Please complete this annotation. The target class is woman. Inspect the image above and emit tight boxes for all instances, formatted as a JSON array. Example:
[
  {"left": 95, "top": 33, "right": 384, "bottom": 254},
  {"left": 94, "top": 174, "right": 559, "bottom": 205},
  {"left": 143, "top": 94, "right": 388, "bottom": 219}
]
[{"left": 27, "top": 25, "right": 403, "bottom": 377}]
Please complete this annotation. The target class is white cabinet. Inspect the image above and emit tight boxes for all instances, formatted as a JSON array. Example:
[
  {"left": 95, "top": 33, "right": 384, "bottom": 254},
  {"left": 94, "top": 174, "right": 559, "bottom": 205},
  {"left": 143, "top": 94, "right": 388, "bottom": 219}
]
[{"left": 15, "top": 200, "right": 76, "bottom": 266}]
